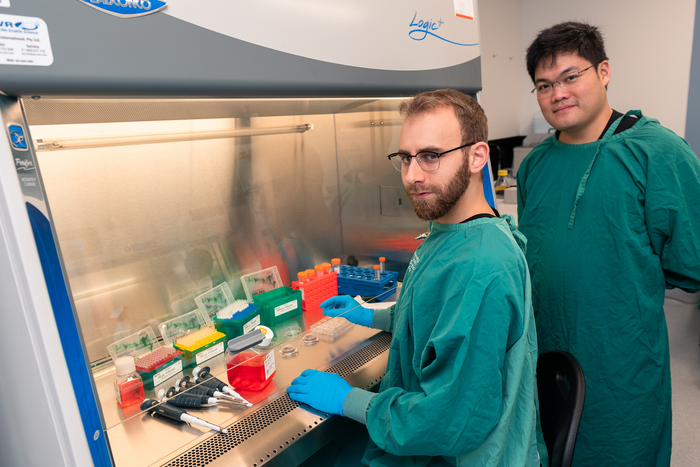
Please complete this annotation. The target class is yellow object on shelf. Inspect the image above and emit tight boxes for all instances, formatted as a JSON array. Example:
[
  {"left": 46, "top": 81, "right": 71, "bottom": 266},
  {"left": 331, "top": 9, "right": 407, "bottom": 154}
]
[{"left": 175, "top": 328, "right": 226, "bottom": 352}]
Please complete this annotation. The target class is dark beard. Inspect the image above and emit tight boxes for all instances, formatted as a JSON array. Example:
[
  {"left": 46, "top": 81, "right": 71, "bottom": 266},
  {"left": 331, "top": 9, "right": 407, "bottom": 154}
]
[{"left": 404, "top": 155, "right": 471, "bottom": 221}]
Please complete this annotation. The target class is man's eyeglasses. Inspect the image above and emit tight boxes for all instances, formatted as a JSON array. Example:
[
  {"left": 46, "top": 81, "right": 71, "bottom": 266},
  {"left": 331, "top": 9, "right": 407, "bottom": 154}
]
[
  {"left": 531, "top": 65, "right": 594, "bottom": 97},
  {"left": 387, "top": 142, "right": 476, "bottom": 172}
]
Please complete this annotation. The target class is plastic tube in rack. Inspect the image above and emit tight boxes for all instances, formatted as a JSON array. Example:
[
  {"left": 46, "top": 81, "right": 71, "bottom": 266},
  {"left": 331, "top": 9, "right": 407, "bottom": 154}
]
[
  {"left": 373, "top": 265, "right": 380, "bottom": 280},
  {"left": 331, "top": 258, "right": 341, "bottom": 273},
  {"left": 379, "top": 257, "right": 386, "bottom": 273}
]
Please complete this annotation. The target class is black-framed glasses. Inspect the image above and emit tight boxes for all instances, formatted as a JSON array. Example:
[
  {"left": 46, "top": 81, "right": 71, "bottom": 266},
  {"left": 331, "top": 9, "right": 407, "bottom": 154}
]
[
  {"left": 387, "top": 142, "right": 476, "bottom": 172},
  {"left": 531, "top": 65, "right": 594, "bottom": 97}
]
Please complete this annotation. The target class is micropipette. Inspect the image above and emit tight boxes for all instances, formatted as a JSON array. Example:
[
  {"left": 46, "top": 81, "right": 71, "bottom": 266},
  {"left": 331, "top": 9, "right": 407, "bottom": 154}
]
[
  {"left": 174, "top": 378, "right": 250, "bottom": 407},
  {"left": 157, "top": 387, "right": 218, "bottom": 408},
  {"left": 140, "top": 399, "right": 228, "bottom": 434},
  {"left": 193, "top": 365, "right": 253, "bottom": 407}
]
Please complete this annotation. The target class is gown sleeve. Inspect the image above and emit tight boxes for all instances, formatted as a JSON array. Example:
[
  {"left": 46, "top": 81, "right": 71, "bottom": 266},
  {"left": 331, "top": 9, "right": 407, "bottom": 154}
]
[
  {"left": 370, "top": 304, "right": 395, "bottom": 333},
  {"left": 363, "top": 258, "right": 526, "bottom": 457},
  {"left": 640, "top": 131, "right": 700, "bottom": 292}
]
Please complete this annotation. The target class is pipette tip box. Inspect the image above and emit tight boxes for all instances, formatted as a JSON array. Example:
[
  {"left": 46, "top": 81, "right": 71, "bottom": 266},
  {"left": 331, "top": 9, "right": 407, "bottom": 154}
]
[
  {"left": 159, "top": 310, "right": 226, "bottom": 370},
  {"left": 135, "top": 347, "right": 183, "bottom": 390},
  {"left": 214, "top": 303, "right": 262, "bottom": 342},
  {"left": 252, "top": 286, "right": 302, "bottom": 326},
  {"left": 174, "top": 328, "right": 226, "bottom": 369}
]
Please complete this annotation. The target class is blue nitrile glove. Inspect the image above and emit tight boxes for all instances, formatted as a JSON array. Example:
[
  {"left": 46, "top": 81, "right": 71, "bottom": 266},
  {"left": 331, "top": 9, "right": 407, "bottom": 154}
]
[
  {"left": 320, "top": 295, "right": 373, "bottom": 327},
  {"left": 286, "top": 369, "right": 353, "bottom": 416}
]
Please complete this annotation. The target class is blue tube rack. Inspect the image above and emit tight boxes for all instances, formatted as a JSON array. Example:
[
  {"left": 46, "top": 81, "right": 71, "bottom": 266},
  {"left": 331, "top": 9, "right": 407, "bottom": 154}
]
[{"left": 337, "top": 265, "right": 398, "bottom": 301}]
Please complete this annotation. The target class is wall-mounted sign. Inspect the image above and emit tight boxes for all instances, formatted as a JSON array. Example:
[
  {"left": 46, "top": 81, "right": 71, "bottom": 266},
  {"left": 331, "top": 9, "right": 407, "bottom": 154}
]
[{"left": 77, "top": 0, "right": 167, "bottom": 18}]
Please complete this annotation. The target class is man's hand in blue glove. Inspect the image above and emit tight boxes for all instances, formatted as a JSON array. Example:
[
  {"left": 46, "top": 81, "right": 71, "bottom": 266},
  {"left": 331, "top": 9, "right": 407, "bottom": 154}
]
[
  {"left": 287, "top": 369, "right": 353, "bottom": 416},
  {"left": 320, "top": 295, "right": 373, "bottom": 327}
]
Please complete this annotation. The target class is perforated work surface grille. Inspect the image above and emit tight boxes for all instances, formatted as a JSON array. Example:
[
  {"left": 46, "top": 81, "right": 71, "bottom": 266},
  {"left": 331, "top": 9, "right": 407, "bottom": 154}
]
[
  {"left": 325, "top": 332, "right": 391, "bottom": 378},
  {"left": 162, "top": 332, "right": 391, "bottom": 467},
  {"left": 163, "top": 396, "right": 299, "bottom": 467}
]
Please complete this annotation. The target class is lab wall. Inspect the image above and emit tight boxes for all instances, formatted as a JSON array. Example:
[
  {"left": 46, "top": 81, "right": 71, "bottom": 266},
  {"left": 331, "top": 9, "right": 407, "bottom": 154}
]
[
  {"left": 478, "top": 0, "right": 524, "bottom": 140},
  {"left": 477, "top": 0, "right": 697, "bottom": 140},
  {"left": 519, "top": 0, "right": 696, "bottom": 137}
]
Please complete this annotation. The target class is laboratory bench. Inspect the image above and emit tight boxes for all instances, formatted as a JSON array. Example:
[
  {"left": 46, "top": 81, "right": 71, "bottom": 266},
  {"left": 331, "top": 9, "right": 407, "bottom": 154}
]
[{"left": 100, "top": 319, "right": 391, "bottom": 467}]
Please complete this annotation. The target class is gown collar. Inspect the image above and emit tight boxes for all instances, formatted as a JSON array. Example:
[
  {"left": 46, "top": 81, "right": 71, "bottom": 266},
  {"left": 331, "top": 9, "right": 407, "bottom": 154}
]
[
  {"left": 555, "top": 110, "right": 646, "bottom": 229},
  {"left": 428, "top": 215, "right": 527, "bottom": 253}
]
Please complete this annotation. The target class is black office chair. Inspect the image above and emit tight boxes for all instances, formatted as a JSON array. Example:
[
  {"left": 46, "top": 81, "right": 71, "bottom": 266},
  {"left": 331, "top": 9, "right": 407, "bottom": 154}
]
[{"left": 537, "top": 351, "right": 586, "bottom": 467}]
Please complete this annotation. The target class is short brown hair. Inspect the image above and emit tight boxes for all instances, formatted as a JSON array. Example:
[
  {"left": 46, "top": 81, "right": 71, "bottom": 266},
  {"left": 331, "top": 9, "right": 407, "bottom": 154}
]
[{"left": 399, "top": 89, "right": 488, "bottom": 144}]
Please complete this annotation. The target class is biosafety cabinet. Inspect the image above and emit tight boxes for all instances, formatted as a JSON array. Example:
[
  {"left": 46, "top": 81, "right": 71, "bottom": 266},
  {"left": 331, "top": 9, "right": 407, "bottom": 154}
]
[{"left": 0, "top": 1, "right": 483, "bottom": 466}]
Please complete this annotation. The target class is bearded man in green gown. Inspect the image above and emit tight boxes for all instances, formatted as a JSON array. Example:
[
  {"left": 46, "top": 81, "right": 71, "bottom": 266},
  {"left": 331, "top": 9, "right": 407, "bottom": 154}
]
[
  {"left": 288, "top": 89, "right": 540, "bottom": 466},
  {"left": 518, "top": 21, "right": 700, "bottom": 467}
]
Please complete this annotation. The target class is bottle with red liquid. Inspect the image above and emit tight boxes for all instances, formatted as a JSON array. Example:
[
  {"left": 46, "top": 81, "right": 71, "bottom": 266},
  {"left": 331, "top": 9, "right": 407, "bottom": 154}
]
[
  {"left": 114, "top": 356, "right": 145, "bottom": 409},
  {"left": 226, "top": 326, "right": 276, "bottom": 392}
]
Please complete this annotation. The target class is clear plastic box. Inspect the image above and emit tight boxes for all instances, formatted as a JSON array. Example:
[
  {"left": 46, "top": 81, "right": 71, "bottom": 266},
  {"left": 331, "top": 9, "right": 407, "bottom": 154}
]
[
  {"left": 158, "top": 310, "right": 225, "bottom": 369},
  {"left": 194, "top": 282, "right": 234, "bottom": 321},
  {"left": 158, "top": 309, "right": 212, "bottom": 344},
  {"left": 241, "top": 266, "right": 283, "bottom": 301},
  {"left": 106, "top": 327, "right": 183, "bottom": 390}
]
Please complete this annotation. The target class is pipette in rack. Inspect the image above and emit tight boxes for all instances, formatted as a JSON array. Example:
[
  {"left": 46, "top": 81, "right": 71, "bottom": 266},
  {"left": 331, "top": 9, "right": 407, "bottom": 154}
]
[
  {"left": 157, "top": 387, "right": 217, "bottom": 408},
  {"left": 193, "top": 365, "right": 252, "bottom": 407},
  {"left": 140, "top": 399, "right": 228, "bottom": 434},
  {"left": 172, "top": 379, "right": 250, "bottom": 407},
  {"left": 175, "top": 373, "right": 253, "bottom": 407}
]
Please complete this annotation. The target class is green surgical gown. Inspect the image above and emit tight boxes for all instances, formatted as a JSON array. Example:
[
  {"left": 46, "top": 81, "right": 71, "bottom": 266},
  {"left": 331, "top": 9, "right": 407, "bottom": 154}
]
[
  {"left": 517, "top": 111, "right": 700, "bottom": 467},
  {"left": 361, "top": 215, "right": 540, "bottom": 466}
]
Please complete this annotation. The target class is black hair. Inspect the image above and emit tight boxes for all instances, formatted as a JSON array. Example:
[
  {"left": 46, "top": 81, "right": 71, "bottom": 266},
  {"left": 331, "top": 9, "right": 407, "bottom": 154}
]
[{"left": 526, "top": 21, "right": 608, "bottom": 83}]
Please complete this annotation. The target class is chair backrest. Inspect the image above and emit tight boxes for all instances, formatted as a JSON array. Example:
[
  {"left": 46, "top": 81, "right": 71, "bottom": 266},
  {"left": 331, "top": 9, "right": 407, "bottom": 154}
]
[{"left": 537, "top": 350, "right": 586, "bottom": 467}]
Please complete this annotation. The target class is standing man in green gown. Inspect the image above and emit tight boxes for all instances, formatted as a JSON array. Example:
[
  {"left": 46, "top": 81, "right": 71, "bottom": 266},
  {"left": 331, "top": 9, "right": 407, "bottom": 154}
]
[
  {"left": 288, "top": 89, "right": 540, "bottom": 466},
  {"left": 518, "top": 21, "right": 700, "bottom": 466}
]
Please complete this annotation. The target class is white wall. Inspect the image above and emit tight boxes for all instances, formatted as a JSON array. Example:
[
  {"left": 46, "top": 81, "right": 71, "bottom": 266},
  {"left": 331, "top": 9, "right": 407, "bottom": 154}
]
[
  {"left": 478, "top": 0, "right": 697, "bottom": 139},
  {"left": 479, "top": 0, "right": 524, "bottom": 140}
]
